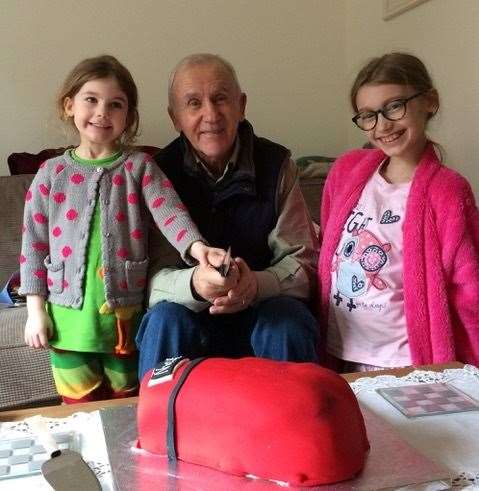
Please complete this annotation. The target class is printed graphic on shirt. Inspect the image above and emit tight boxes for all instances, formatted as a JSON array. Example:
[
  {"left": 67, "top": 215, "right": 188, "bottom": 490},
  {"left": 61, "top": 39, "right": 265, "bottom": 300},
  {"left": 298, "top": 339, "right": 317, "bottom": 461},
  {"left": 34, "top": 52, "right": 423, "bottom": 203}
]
[
  {"left": 380, "top": 209, "right": 400, "bottom": 224},
  {"left": 331, "top": 207, "right": 402, "bottom": 313}
]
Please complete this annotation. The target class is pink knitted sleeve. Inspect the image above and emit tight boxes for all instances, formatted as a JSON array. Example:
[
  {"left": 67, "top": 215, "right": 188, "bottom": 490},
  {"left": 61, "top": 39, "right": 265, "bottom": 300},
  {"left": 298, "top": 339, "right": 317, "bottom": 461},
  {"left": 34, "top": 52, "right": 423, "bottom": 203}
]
[{"left": 448, "top": 185, "right": 479, "bottom": 362}]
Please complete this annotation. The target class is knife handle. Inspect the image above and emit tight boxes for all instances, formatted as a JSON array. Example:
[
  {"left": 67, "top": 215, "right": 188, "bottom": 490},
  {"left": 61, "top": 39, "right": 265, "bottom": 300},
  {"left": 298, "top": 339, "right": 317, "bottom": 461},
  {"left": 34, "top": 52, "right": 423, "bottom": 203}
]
[{"left": 25, "top": 415, "right": 59, "bottom": 457}]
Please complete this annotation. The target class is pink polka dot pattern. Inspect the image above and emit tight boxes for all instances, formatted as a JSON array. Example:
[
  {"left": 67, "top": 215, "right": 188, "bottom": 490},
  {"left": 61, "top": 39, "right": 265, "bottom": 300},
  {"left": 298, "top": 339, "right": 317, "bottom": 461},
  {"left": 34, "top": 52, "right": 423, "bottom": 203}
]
[
  {"left": 53, "top": 192, "right": 66, "bottom": 203},
  {"left": 152, "top": 197, "right": 165, "bottom": 208},
  {"left": 71, "top": 174, "right": 85, "bottom": 185},
  {"left": 128, "top": 193, "right": 138, "bottom": 204},
  {"left": 34, "top": 213, "right": 47, "bottom": 224},
  {"left": 164, "top": 215, "right": 176, "bottom": 226},
  {"left": 33, "top": 242, "right": 49, "bottom": 252},
  {"left": 142, "top": 174, "right": 153, "bottom": 187},
  {"left": 19, "top": 153, "right": 202, "bottom": 305},
  {"left": 113, "top": 174, "right": 125, "bottom": 186},
  {"left": 176, "top": 229, "right": 187, "bottom": 242},
  {"left": 117, "top": 247, "right": 129, "bottom": 259},
  {"left": 62, "top": 246, "right": 72, "bottom": 258},
  {"left": 131, "top": 229, "right": 143, "bottom": 240},
  {"left": 66, "top": 209, "right": 78, "bottom": 221},
  {"left": 39, "top": 184, "right": 50, "bottom": 196}
]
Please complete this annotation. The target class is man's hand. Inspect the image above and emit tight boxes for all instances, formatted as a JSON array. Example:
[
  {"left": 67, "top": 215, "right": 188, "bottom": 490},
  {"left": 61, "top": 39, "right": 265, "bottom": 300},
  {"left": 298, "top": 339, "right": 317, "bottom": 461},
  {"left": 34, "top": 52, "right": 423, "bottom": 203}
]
[
  {"left": 25, "top": 296, "right": 53, "bottom": 349},
  {"left": 192, "top": 260, "right": 239, "bottom": 303},
  {"left": 209, "top": 258, "right": 258, "bottom": 314}
]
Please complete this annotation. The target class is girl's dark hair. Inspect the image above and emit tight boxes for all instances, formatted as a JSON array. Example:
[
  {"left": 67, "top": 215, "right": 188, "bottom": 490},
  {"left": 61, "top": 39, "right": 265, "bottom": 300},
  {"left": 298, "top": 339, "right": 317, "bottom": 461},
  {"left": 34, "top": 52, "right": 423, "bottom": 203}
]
[
  {"left": 350, "top": 52, "right": 439, "bottom": 120},
  {"left": 57, "top": 55, "right": 139, "bottom": 146}
]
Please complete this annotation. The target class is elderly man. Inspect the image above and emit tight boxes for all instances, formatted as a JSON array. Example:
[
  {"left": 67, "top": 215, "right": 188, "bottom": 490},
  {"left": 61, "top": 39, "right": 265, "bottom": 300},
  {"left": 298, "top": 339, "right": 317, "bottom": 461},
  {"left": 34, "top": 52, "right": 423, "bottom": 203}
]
[{"left": 136, "top": 54, "right": 319, "bottom": 378}]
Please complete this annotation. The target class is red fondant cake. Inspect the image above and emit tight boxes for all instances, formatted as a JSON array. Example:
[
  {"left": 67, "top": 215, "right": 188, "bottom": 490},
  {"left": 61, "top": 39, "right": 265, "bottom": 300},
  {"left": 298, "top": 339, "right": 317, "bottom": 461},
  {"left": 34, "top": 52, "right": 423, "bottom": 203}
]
[{"left": 136, "top": 357, "right": 369, "bottom": 487}]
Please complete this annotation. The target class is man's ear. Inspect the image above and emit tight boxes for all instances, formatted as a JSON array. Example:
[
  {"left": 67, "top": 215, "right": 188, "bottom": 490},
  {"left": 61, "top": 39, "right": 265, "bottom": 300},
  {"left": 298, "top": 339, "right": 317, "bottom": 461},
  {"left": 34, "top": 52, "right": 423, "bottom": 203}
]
[
  {"left": 168, "top": 106, "right": 182, "bottom": 133},
  {"left": 239, "top": 93, "right": 247, "bottom": 121}
]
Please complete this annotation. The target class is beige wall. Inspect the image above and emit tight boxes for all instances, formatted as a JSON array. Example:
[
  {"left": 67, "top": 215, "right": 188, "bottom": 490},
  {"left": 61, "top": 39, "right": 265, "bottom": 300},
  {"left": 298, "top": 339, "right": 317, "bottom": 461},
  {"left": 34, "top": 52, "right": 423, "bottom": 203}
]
[
  {"left": 2, "top": 1, "right": 477, "bottom": 197},
  {"left": 0, "top": 0, "right": 347, "bottom": 175},
  {"left": 345, "top": 0, "right": 479, "bottom": 195}
]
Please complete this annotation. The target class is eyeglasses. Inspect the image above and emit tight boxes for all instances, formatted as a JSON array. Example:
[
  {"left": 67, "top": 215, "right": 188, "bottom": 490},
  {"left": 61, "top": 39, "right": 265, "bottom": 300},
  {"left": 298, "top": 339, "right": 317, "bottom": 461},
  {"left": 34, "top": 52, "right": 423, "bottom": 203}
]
[{"left": 352, "top": 91, "right": 425, "bottom": 131}]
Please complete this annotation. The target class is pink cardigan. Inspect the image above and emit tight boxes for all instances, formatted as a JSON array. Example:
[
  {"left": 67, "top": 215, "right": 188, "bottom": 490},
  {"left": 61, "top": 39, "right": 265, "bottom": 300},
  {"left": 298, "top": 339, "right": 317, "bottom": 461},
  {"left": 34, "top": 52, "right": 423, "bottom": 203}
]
[{"left": 318, "top": 143, "right": 479, "bottom": 366}]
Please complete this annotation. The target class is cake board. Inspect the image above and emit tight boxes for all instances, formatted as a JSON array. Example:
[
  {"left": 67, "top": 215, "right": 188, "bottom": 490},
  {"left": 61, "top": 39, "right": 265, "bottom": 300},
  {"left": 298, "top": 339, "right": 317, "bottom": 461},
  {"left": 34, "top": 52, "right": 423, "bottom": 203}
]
[{"left": 99, "top": 404, "right": 451, "bottom": 490}]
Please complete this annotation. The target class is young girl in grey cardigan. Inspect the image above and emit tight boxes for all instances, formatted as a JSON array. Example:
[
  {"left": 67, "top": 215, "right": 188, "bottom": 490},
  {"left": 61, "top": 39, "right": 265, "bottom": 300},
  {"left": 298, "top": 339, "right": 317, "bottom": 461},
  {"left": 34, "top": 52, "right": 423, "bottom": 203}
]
[{"left": 19, "top": 55, "right": 224, "bottom": 403}]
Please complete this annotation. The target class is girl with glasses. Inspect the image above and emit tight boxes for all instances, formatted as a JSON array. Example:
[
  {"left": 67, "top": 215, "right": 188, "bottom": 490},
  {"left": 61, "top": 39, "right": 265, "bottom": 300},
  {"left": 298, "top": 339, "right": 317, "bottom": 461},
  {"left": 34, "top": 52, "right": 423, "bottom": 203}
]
[{"left": 318, "top": 52, "right": 479, "bottom": 372}]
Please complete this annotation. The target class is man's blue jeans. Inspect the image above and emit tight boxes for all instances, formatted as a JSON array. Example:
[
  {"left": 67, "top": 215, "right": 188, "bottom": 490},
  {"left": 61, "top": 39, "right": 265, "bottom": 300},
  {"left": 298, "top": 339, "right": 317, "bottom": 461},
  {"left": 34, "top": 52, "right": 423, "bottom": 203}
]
[{"left": 135, "top": 296, "right": 319, "bottom": 380}]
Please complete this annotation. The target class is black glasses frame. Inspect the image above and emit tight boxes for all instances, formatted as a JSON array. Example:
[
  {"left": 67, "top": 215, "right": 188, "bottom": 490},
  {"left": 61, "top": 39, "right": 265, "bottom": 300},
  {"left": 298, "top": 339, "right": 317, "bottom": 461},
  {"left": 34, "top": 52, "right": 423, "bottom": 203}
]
[{"left": 352, "top": 91, "right": 425, "bottom": 131}]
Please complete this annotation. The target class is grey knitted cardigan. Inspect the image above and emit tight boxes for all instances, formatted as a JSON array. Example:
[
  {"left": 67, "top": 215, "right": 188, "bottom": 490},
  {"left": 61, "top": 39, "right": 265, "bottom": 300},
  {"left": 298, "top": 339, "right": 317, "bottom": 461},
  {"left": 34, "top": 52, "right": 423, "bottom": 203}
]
[{"left": 19, "top": 151, "right": 203, "bottom": 309}]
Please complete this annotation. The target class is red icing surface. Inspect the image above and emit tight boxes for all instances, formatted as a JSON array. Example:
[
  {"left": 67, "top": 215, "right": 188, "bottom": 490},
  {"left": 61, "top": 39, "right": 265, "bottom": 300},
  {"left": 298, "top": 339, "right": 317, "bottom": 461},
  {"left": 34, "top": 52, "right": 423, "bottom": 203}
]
[{"left": 137, "top": 357, "right": 369, "bottom": 487}]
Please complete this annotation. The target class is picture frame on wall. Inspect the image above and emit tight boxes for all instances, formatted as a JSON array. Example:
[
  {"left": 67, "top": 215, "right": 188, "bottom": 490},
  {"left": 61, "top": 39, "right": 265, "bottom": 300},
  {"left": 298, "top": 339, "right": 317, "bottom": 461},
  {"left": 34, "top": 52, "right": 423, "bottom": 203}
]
[{"left": 383, "top": 0, "right": 431, "bottom": 20}]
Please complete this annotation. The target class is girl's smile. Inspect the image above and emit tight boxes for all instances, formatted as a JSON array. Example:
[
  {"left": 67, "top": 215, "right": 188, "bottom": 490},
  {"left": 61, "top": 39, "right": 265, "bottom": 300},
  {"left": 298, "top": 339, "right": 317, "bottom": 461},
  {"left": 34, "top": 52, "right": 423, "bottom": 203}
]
[{"left": 377, "top": 129, "right": 406, "bottom": 144}]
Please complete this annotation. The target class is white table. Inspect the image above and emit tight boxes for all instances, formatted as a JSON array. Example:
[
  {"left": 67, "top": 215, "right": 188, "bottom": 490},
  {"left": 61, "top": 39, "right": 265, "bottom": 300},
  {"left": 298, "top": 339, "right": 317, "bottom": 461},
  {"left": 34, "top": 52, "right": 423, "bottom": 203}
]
[
  {"left": 1, "top": 364, "right": 478, "bottom": 489},
  {"left": 349, "top": 364, "right": 479, "bottom": 489}
]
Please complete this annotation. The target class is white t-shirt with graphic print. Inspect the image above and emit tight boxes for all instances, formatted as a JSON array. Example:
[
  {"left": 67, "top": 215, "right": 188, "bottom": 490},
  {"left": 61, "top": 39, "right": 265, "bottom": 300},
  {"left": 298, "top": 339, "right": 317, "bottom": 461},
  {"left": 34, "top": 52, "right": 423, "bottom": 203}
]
[{"left": 327, "top": 163, "right": 412, "bottom": 367}]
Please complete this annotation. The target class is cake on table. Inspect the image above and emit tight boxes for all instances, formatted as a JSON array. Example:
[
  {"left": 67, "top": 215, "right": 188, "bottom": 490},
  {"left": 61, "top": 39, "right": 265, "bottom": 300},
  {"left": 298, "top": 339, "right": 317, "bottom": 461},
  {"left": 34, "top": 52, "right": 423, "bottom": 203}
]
[{"left": 136, "top": 357, "right": 369, "bottom": 487}]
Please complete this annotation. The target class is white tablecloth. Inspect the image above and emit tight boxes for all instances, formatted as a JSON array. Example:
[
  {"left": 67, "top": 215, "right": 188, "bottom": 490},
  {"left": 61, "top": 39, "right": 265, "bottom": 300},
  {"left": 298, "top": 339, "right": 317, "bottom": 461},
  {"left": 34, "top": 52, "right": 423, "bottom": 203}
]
[
  {"left": 0, "top": 410, "right": 114, "bottom": 490},
  {"left": 349, "top": 364, "right": 479, "bottom": 489},
  {"left": 1, "top": 365, "right": 479, "bottom": 490}
]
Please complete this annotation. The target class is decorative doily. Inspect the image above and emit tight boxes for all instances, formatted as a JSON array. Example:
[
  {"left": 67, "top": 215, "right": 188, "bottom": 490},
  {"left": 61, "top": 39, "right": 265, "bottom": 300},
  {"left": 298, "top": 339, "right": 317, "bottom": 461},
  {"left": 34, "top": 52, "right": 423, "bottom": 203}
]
[
  {"left": 350, "top": 364, "right": 479, "bottom": 396},
  {"left": 453, "top": 472, "right": 479, "bottom": 489}
]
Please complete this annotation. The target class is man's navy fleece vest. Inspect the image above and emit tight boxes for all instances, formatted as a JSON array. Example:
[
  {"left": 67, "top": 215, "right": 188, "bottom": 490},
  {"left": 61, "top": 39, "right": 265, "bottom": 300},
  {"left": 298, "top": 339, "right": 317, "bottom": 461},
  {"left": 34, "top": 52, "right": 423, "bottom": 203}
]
[{"left": 155, "top": 124, "right": 289, "bottom": 271}]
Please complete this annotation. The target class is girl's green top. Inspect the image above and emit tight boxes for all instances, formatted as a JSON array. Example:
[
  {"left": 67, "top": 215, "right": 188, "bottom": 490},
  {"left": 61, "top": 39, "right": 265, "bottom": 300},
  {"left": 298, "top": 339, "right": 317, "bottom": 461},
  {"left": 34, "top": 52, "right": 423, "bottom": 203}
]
[{"left": 48, "top": 150, "right": 140, "bottom": 352}]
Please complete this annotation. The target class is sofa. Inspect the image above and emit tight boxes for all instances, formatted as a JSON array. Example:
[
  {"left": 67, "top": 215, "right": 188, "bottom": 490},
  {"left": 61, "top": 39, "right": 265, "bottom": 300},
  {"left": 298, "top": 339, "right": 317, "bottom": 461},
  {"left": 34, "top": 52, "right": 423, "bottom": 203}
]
[
  {"left": 0, "top": 151, "right": 332, "bottom": 411},
  {"left": 0, "top": 173, "right": 60, "bottom": 410}
]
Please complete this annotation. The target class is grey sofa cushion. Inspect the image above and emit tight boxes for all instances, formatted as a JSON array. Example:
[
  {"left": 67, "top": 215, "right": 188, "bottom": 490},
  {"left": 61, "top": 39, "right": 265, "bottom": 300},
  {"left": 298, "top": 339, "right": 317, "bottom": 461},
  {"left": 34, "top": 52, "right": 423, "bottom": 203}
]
[
  {"left": 297, "top": 156, "right": 333, "bottom": 225},
  {"left": 0, "top": 306, "right": 59, "bottom": 410},
  {"left": 0, "top": 174, "right": 34, "bottom": 287},
  {"left": 299, "top": 176, "right": 325, "bottom": 225}
]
